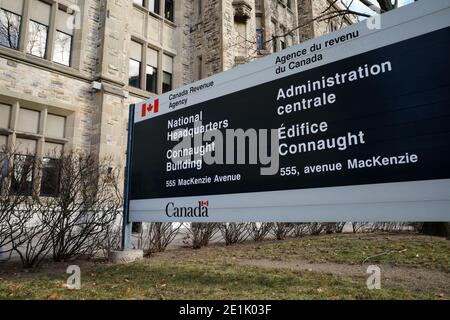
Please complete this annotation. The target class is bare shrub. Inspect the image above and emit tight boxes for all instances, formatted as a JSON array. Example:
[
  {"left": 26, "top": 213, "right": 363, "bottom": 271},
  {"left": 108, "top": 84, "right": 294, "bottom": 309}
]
[
  {"left": 46, "top": 153, "right": 122, "bottom": 261},
  {"left": 351, "top": 222, "right": 371, "bottom": 233},
  {"left": 141, "top": 222, "right": 181, "bottom": 255},
  {"left": 96, "top": 214, "right": 123, "bottom": 260},
  {"left": 0, "top": 148, "right": 42, "bottom": 255},
  {"left": 248, "top": 222, "right": 272, "bottom": 241},
  {"left": 371, "top": 222, "right": 409, "bottom": 232},
  {"left": 307, "top": 223, "right": 325, "bottom": 236},
  {"left": 272, "top": 223, "right": 294, "bottom": 240},
  {"left": 0, "top": 149, "right": 37, "bottom": 258},
  {"left": 11, "top": 199, "right": 54, "bottom": 268},
  {"left": 219, "top": 223, "right": 249, "bottom": 245},
  {"left": 292, "top": 223, "right": 310, "bottom": 237},
  {"left": 183, "top": 222, "right": 219, "bottom": 249},
  {"left": 0, "top": 149, "right": 122, "bottom": 267},
  {"left": 322, "top": 222, "right": 346, "bottom": 234}
]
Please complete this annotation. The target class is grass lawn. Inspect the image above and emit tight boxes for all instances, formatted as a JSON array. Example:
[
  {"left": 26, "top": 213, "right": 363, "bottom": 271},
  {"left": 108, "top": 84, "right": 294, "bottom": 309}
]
[
  {"left": 201, "top": 233, "right": 450, "bottom": 270},
  {"left": 0, "top": 233, "right": 448, "bottom": 300}
]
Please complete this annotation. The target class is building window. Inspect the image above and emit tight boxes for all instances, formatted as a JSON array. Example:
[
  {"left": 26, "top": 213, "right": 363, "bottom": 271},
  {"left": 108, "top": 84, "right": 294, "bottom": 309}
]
[
  {"left": 0, "top": 106, "right": 10, "bottom": 192},
  {"left": 12, "top": 154, "right": 34, "bottom": 196},
  {"left": 129, "top": 40, "right": 143, "bottom": 88},
  {"left": 129, "top": 59, "right": 141, "bottom": 88},
  {"left": 0, "top": 0, "right": 23, "bottom": 49},
  {"left": 287, "top": 0, "right": 292, "bottom": 10},
  {"left": 0, "top": 104, "right": 11, "bottom": 129},
  {"left": 196, "top": 0, "right": 202, "bottom": 17},
  {"left": 256, "top": 29, "right": 263, "bottom": 50},
  {"left": 0, "top": 100, "right": 67, "bottom": 197},
  {"left": 256, "top": 16, "right": 263, "bottom": 50},
  {"left": 255, "top": 0, "right": 262, "bottom": 11},
  {"left": 196, "top": 55, "right": 202, "bottom": 80},
  {"left": 53, "top": 8, "right": 74, "bottom": 66},
  {"left": 17, "top": 108, "right": 40, "bottom": 134},
  {"left": 128, "top": 10, "right": 176, "bottom": 94},
  {"left": 27, "top": 20, "right": 48, "bottom": 57},
  {"left": 271, "top": 20, "right": 277, "bottom": 53},
  {"left": 280, "top": 25, "right": 286, "bottom": 50},
  {"left": 0, "top": 135, "right": 7, "bottom": 192},
  {"left": 53, "top": 31, "right": 71, "bottom": 66},
  {"left": 235, "top": 20, "right": 247, "bottom": 57},
  {"left": 164, "top": 0, "right": 174, "bottom": 22},
  {"left": 26, "top": 0, "right": 51, "bottom": 58},
  {"left": 40, "top": 157, "right": 60, "bottom": 196},
  {"left": 146, "top": 48, "right": 158, "bottom": 93},
  {"left": 0, "top": 135, "right": 7, "bottom": 149},
  {"left": 287, "top": 34, "right": 293, "bottom": 47},
  {"left": 1, "top": 1, "right": 80, "bottom": 68},
  {"left": 149, "top": 0, "right": 160, "bottom": 15},
  {"left": 46, "top": 114, "right": 66, "bottom": 138},
  {"left": 163, "top": 72, "right": 172, "bottom": 93},
  {"left": 162, "top": 54, "right": 173, "bottom": 93},
  {"left": 40, "top": 142, "right": 63, "bottom": 197},
  {"left": 12, "top": 138, "right": 36, "bottom": 196}
]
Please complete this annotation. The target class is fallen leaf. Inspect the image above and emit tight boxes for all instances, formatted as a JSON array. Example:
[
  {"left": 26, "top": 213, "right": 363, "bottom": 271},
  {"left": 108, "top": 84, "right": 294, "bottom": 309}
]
[{"left": 48, "top": 293, "right": 61, "bottom": 300}]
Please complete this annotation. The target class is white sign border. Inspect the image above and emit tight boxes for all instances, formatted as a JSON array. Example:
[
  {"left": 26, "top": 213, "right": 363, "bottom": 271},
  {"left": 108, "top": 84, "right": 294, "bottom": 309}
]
[{"left": 130, "top": 0, "right": 450, "bottom": 222}]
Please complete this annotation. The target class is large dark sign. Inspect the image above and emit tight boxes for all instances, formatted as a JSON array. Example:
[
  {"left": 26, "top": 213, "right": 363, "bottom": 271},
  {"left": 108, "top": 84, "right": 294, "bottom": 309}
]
[{"left": 128, "top": 1, "right": 450, "bottom": 222}]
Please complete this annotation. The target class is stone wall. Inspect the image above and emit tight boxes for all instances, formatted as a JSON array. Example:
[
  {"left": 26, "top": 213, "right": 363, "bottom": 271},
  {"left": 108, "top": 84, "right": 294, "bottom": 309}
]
[{"left": 183, "top": 0, "right": 224, "bottom": 81}]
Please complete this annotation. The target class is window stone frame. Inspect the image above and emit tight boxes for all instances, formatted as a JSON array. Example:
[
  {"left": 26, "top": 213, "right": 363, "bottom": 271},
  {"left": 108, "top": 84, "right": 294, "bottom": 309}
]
[
  {"left": 0, "top": 0, "right": 86, "bottom": 76},
  {"left": 128, "top": 1, "right": 177, "bottom": 97},
  {"left": 0, "top": 98, "right": 71, "bottom": 197}
]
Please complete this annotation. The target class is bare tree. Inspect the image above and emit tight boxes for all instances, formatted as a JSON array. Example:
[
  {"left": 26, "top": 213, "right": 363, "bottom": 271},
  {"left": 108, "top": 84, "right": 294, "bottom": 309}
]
[
  {"left": 358, "top": 0, "right": 399, "bottom": 13},
  {"left": 230, "top": 0, "right": 369, "bottom": 64}
]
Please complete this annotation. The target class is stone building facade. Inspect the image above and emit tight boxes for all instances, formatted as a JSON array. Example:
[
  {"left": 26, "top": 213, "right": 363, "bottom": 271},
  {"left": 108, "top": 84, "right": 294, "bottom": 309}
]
[{"left": 0, "top": 0, "right": 353, "bottom": 196}]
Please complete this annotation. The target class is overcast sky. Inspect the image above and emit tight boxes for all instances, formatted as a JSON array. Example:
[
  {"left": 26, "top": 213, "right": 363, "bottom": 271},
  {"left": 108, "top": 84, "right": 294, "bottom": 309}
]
[{"left": 342, "top": 0, "right": 416, "bottom": 20}]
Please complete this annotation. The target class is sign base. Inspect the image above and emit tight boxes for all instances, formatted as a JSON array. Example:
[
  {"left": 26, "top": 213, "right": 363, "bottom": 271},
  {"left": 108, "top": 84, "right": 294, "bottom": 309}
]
[{"left": 109, "top": 250, "right": 144, "bottom": 264}]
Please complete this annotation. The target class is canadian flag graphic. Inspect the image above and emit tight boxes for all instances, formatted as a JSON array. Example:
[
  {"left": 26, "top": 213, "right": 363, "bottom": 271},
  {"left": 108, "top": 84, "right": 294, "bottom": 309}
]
[
  {"left": 199, "top": 201, "right": 209, "bottom": 207},
  {"left": 141, "top": 99, "right": 159, "bottom": 118}
]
